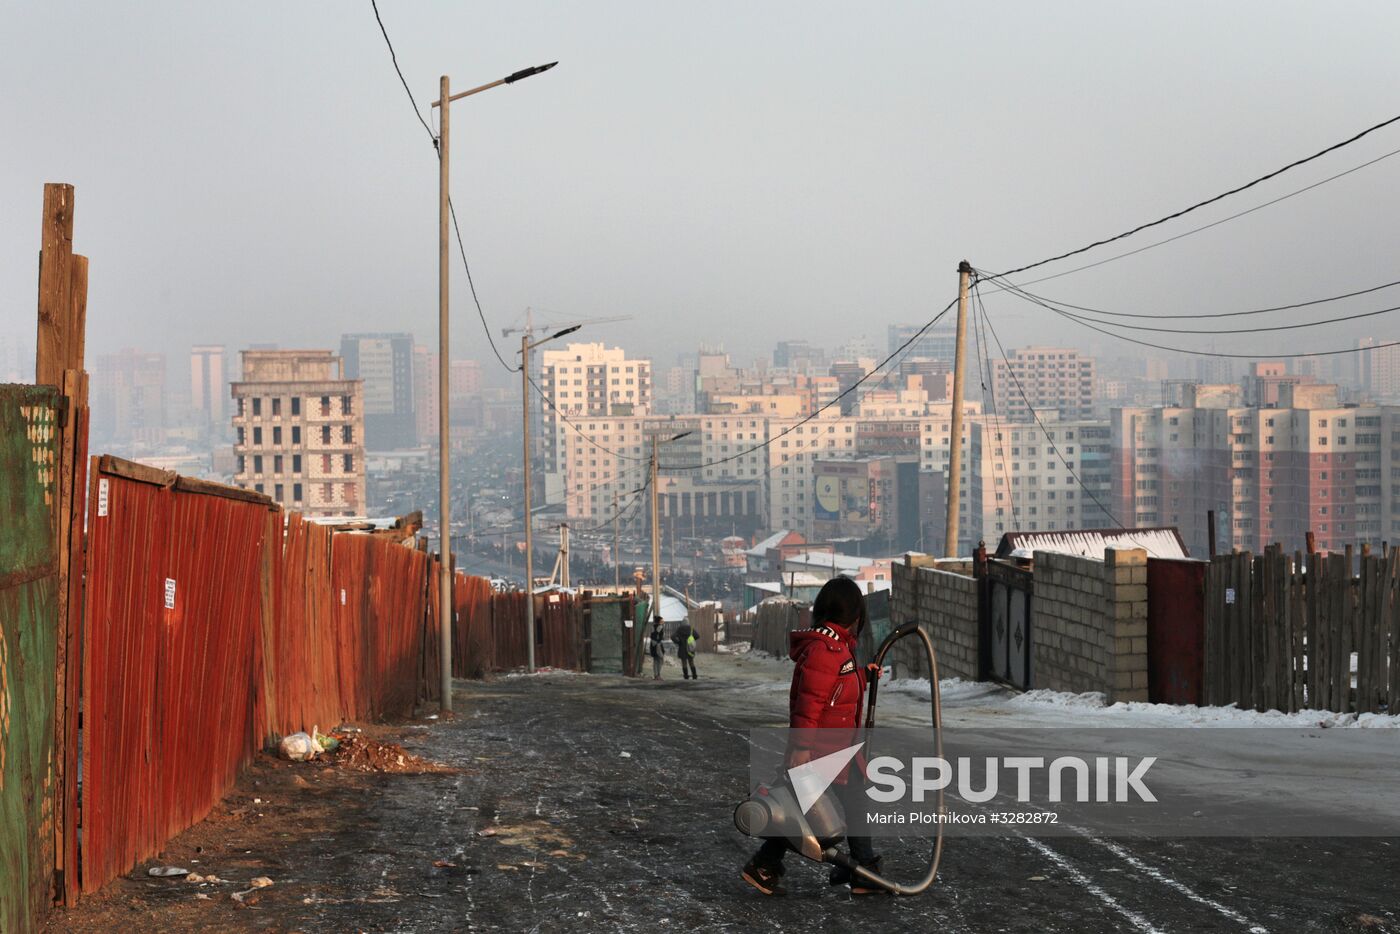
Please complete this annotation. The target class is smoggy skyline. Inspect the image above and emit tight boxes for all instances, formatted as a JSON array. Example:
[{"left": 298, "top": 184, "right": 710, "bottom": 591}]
[{"left": 4, "top": 2, "right": 1400, "bottom": 381}]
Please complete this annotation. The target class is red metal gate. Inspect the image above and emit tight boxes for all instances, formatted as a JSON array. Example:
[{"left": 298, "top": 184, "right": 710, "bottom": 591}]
[{"left": 1146, "top": 558, "right": 1207, "bottom": 705}]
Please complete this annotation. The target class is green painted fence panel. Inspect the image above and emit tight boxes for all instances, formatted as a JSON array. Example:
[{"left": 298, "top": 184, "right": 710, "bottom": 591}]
[
  {"left": 588, "top": 599, "right": 626, "bottom": 674},
  {"left": 0, "top": 385, "right": 62, "bottom": 933}
]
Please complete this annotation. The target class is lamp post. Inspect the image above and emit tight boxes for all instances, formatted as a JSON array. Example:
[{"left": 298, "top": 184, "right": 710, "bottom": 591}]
[
  {"left": 522, "top": 324, "right": 581, "bottom": 673},
  {"left": 432, "top": 61, "right": 556, "bottom": 711}
]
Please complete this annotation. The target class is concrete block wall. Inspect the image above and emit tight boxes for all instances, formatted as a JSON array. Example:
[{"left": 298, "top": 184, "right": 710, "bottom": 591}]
[
  {"left": 891, "top": 555, "right": 980, "bottom": 681},
  {"left": 1029, "top": 547, "right": 1149, "bottom": 702},
  {"left": 1030, "top": 551, "right": 1109, "bottom": 695},
  {"left": 1102, "top": 548, "right": 1150, "bottom": 702}
]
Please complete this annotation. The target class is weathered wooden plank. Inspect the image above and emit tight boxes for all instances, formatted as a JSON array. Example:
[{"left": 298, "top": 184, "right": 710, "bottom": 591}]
[
  {"left": 1240, "top": 551, "right": 1254, "bottom": 710},
  {"left": 1315, "top": 554, "right": 1330, "bottom": 711},
  {"left": 1290, "top": 551, "right": 1305, "bottom": 713},
  {"left": 97, "top": 454, "right": 176, "bottom": 487},
  {"left": 34, "top": 183, "right": 74, "bottom": 387},
  {"left": 1260, "top": 554, "right": 1271, "bottom": 708}
]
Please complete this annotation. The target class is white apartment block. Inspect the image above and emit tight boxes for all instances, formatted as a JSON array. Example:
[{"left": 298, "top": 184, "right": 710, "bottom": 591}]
[
  {"left": 992, "top": 346, "right": 1097, "bottom": 422},
  {"left": 540, "top": 343, "right": 652, "bottom": 502}
]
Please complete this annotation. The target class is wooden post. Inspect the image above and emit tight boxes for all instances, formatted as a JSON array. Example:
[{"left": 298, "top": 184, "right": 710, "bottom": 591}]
[
  {"left": 1207, "top": 510, "right": 1217, "bottom": 558},
  {"left": 943, "top": 260, "right": 973, "bottom": 558},
  {"left": 1290, "top": 550, "right": 1304, "bottom": 713}
]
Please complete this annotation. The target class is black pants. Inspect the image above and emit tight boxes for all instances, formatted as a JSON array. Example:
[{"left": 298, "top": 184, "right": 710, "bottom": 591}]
[
  {"left": 680, "top": 651, "right": 697, "bottom": 679},
  {"left": 751, "top": 775, "right": 876, "bottom": 869}
]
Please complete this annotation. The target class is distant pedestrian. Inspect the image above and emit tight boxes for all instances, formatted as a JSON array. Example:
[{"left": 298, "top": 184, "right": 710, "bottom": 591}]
[
  {"left": 648, "top": 616, "right": 666, "bottom": 680},
  {"left": 672, "top": 619, "right": 698, "bottom": 680}
]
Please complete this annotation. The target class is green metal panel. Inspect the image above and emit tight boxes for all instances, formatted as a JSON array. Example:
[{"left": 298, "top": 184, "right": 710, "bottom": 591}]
[
  {"left": 0, "top": 384, "right": 62, "bottom": 932},
  {"left": 588, "top": 599, "right": 625, "bottom": 674}
]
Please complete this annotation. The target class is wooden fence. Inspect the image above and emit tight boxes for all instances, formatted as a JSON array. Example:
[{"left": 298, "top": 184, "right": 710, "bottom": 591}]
[{"left": 1205, "top": 547, "right": 1399, "bottom": 713}]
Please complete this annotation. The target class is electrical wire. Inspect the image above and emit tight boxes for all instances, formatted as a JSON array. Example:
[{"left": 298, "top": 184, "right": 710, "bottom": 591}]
[
  {"left": 991, "top": 278, "right": 1400, "bottom": 360},
  {"left": 975, "top": 280, "right": 1129, "bottom": 530},
  {"left": 1051, "top": 300, "right": 1400, "bottom": 336},
  {"left": 449, "top": 198, "right": 520, "bottom": 373},
  {"left": 981, "top": 272, "right": 1400, "bottom": 321},
  {"left": 527, "top": 374, "right": 649, "bottom": 461},
  {"left": 370, "top": 0, "right": 436, "bottom": 145},
  {"left": 670, "top": 296, "right": 958, "bottom": 472},
  {"left": 972, "top": 285, "right": 1019, "bottom": 533},
  {"left": 993, "top": 115, "right": 1400, "bottom": 280},
  {"left": 369, "top": 0, "right": 523, "bottom": 375}
]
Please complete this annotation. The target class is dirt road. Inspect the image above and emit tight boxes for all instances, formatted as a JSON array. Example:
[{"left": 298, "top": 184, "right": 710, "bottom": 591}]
[{"left": 50, "top": 654, "right": 1399, "bottom": 933}]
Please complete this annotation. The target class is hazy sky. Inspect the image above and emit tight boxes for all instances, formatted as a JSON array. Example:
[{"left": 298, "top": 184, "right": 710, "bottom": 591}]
[{"left": 4, "top": 2, "right": 1399, "bottom": 386}]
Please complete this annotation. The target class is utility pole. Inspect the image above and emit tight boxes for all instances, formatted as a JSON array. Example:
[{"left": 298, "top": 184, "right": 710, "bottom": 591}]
[
  {"left": 944, "top": 260, "right": 974, "bottom": 558},
  {"left": 428, "top": 59, "right": 556, "bottom": 702},
  {"left": 650, "top": 434, "right": 662, "bottom": 625},
  {"left": 437, "top": 75, "right": 453, "bottom": 712},
  {"left": 522, "top": 332, "right": 537, "bottom": 672},
  {"left": 613, "top": 491, "right": 621, "bottom": 592}
]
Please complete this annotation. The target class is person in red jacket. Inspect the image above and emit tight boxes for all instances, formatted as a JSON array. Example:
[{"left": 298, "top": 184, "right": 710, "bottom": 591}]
[{"left": 741, "top": 577, "right": 882, "bottom": 896}]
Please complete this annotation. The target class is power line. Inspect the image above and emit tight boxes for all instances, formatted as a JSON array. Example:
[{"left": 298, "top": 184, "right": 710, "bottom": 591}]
[
  {"left": 981, "top": 272, "right": 1400, "bottom": 321},
  {"left": 994, "top": 114, "right": 1400, "bottom": 280},
  {"left": 972, "top": 284, "right": 1019, "bottom": 533},
  {"left": 368, "top": 1, "right": 522, "bottom": 375},
  {"left": 996, "top": 145, "right": 1400, "bottom": 290},
  {"left": 449, "top": 198, "right": 519, "bottom": 373},
  {"left": 975, "top": 280, "right": 1128, "bottom": 531},
  {"left": 992, "top": 278, "right": 1400, "bottom": 360},
  {"left": 369, "top": 0, "right": 436, "bottom": 145},
  {"left": 1054, "top": 299, "right": 1400, "bottom": 336},
  {"left": 670, "top": 296, "right": 958, "bottom": 472}
]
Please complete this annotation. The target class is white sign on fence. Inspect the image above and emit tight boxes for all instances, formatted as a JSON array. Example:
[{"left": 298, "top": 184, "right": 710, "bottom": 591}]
[
  {"left": 1225, "top": 587, "right": 1236, "bottom": 605},
  {"left": 164, "top": 578, "right": 177, "bottom": 610},
  {"left": 97, "top": 478, "right": 109, "bottom": 517}
]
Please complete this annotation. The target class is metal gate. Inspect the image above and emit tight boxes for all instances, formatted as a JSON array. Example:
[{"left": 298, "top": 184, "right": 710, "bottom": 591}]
[
  {"left": 584, "top": 597, "right": 628, "bottom": 674},
  {"left": 1147, "top": 558, "right": 1206, "bottom": 704},
  {"left": 986, "top": 559, "right": 1033, "bottom": 689}
]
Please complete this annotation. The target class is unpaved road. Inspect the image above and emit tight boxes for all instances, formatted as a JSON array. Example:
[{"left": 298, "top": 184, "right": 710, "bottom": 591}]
[{"left": 50, "top": 654, "right": 1399, "bottom": 933}]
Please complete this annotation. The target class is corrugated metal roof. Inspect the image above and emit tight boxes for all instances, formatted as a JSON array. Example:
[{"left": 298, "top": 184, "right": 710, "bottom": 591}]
[
  {"left": 996, "top": 527, "right": 1188, "bottom": 561},
  {"left": 746, "top": 529, "right": 796, "bottom": 556}
]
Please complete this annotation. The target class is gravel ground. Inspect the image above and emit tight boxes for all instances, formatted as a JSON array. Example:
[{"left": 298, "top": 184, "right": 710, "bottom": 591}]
[{"left": 47, "top": 653, "right": 1400, "bottom": 933}]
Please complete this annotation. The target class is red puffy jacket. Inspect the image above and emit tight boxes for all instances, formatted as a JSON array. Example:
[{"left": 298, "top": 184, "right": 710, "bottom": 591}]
[{"left": 787, "top": 621, "right": 865, "bottom": 783}]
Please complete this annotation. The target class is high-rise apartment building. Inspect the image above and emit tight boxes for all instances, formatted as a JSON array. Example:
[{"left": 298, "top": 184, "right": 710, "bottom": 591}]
[
  {"left": 340, "top": 333, "right": 415, "bottom": 450},
  {"left": 92, "top": 348, "right": 166, "bottom": 446},
  {"left": 190, "top": 344, "right": 226, "bottom": 441},
  {"left": 888, "top": 323, "right": 956, "bottom": 362},
  {"left": 1357, "top": 338, "right": 1400, "bottom": 401},
  {"left": 232, "top": 350, "right": 365, "bottom": 516},
  {"left": 1112, "top": 384, "right": 1395, "bottom": 556},
  {"left": 992, "top": 346, "right": 1097, "bottom": 422},
  {"left": 538, "top": 343, "right": 651, "bottom": 499}
]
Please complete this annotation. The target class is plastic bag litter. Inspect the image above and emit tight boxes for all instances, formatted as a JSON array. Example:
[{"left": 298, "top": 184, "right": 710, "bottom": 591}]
[
  {"left": 278, "top": 725, "right": 325, "bottom": 762},
  {"left": 149, "top": 866, "right": 190, "bottom": 877}
]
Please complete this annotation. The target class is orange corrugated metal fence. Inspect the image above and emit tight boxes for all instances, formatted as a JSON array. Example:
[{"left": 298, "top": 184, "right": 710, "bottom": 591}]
[
  {"left": 82, "top": 461, "right": 269, "bottom": 893},
  {"left": 81, "top": 459, "right": 443, "bottom": 894}
]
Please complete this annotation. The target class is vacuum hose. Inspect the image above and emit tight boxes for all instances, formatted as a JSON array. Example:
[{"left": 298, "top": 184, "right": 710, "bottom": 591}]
[{"left": 826, "top": 620, "right": 945, "bottom": 896}]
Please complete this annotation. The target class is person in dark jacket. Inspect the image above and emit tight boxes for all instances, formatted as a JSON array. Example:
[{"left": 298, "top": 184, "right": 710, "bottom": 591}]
[
  {"left": 647, "top": 616, "right": 666, "bottom": 680},
  {"left": 741, "top": 577, "right": 882, "bottom": 896},
  {"left": 672, "top": 619, "right": 698, "bottom": 679}
]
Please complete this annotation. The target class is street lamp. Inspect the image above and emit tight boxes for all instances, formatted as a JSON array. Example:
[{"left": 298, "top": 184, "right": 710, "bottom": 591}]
[
  {"left": 433, "top": 62, "right": 556, "bottom": 712},
  {"left": 522, "top": 323, "right": 581, "bottom": 673},
  {"left": 649, "top": 430, "right": 692, "bottom": 630}
]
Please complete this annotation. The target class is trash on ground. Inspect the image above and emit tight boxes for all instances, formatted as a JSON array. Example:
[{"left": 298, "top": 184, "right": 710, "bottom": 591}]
[
  {"left": 148, "top": 866, "right": 190, "bottom": 877},
  {"left": 432, "top": 859, "right": 456, "bottom": 868},
  {"left": 249, "top": 876, "right": 273, "bottom": 889},
  {"left": 619, "top": 751, "right": 632, "bottom": 758},
  {"left": 335, "top": 735, "right": 455, "bottom": 774},
  {"left": 278, "top": 728, "right": 324, "bottom": 762}
]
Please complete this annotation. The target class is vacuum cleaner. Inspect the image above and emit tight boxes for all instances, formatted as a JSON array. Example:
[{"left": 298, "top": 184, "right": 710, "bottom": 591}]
[{"left": 733, "top": 621, "right": 945, "bottom": 896}]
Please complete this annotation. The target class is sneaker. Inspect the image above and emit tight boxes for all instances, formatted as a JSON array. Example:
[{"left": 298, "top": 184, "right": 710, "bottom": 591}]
[
  {"left": 741, "top": 860, "right": 786, "bottom": 896},
  {"left": 829, "top": 856, "right": 885, "bottom": 894}
]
